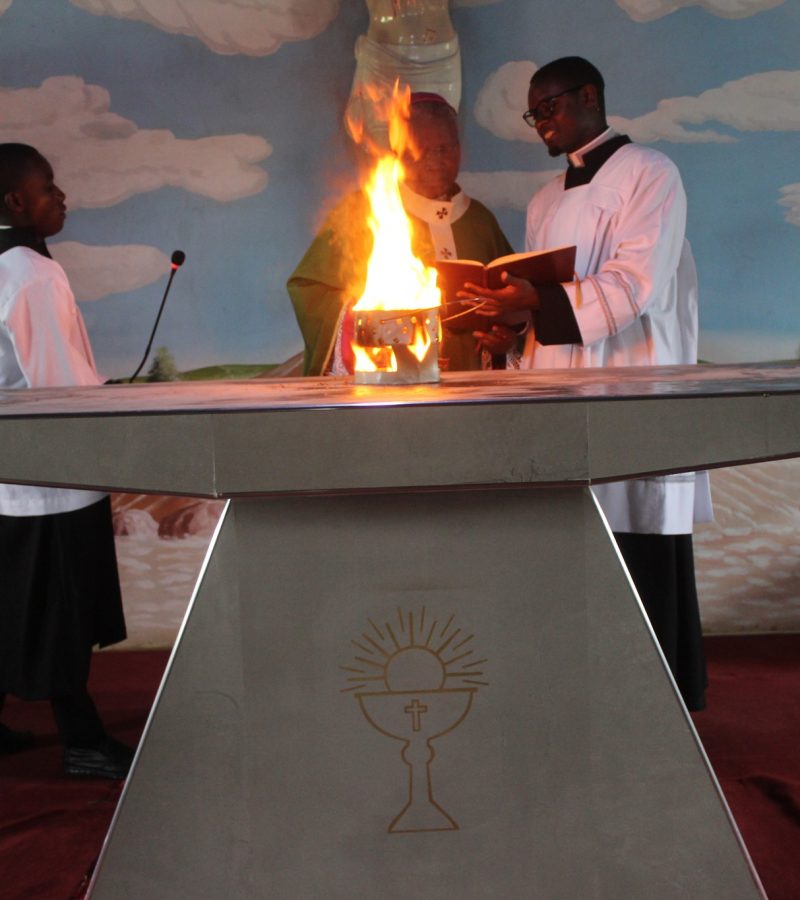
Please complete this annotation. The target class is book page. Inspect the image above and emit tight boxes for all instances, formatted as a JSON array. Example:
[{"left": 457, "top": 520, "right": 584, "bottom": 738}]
[{"left": 486, "top": 245, "right": 575, "bottom": 273}]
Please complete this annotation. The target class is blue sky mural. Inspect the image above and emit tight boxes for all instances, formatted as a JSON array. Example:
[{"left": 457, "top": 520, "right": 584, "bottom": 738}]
[{"left": 0, "top": 0, "right": 797, "bottom": 375}]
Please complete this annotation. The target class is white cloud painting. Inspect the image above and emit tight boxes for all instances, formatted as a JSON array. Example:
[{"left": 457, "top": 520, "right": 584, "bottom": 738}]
[
  {"left": 474, "top": 60, "right": 540, "bottom": 143},
  {"left": 616, "top": 0, "right": 785, "bottom": 21},
  {"left": 0, "top": 76, "right": 271, "bottom": 208},
  {"left": 475, "top": 65, "right": 800, "bottom": 145},
  {"left": 69, "top": 0, "right": 339, "bottom": 55},
  {"left": 611, "top": 70, "right": 800, "bottom": 143},
  {"left": 778, "top": 183, "right": 800, "bottom": 226},
  {"left": 0, "top": 0, "right": 499, "bottom": 30},
  {"left": 50, "top": 242, "right": 171, "bottom": 302},
  {"left": 0, "top": 76, "right": 269, "bottom": 303}
]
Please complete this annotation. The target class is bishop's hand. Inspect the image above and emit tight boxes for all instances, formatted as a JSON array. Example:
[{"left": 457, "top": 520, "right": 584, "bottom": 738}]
[{"left": 473, "top": 323, "right": 518, "bottom": 355}]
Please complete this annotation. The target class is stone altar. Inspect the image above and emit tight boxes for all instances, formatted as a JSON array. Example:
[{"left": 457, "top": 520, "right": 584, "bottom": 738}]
[{"left": 3, "top": 362, "right": 797, "bottom": 898}]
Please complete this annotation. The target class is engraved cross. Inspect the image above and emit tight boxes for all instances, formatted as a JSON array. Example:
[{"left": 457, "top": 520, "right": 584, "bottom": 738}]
[{"left": 404, "top": 698, "right": 428, "bottom": 732}]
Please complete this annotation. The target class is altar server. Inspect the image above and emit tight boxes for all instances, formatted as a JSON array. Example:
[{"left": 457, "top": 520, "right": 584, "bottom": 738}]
[
  {"left": 463, "top": 58, "right": 711, "bottom": 710},
  {"left": 289, "top": 92, "right": 513, "bottom": 375},
  {"left": 0, "top": 143, "right": 133, "bottom": 776}
]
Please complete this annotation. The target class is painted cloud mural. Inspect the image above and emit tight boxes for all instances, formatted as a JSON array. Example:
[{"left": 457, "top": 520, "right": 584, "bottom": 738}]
[
  {"left": 475, "top": 64, "right": 800, "bottom": 145},
  {"left": 49, "top": 243, "right": 171, "bottom": 303},
  {"left": 611, "top": 70, "right": 800, "bottom": 143},
  {"left": 616, "top": 0, "right": 785, "bottom": 21},
  {"left": 0, "top": 76, "right": 271, "bottom": 208},
  {"left": 474, "top": 60, "right": 539, "bottom": 143},
  {"left": 778, "top": 184, "right": 800, "bottom": 227},
  {"left": 0, "top": 76, "right": 269, "bottom": 302},
  {"left": 69, "top": 0, "right": 340, "bottom": 55}
]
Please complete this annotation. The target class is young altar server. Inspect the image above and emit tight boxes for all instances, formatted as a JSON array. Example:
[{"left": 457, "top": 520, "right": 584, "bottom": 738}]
[
  {"left": 463, "top": 58, "right": 712, "bottom": 711},
  {"left": 0, "top": 143, "right": 133, "bottom": 777},
  {"left": 288, "top": 92, "right": 513, "bottom": 375}
]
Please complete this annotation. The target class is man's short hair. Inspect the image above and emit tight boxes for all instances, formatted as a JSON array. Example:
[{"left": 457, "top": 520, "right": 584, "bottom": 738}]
[
  {"left": 0, "top": 143, "right": 46, "bottom": 198},
  {"left": 530, "top": 57, "right": 606, "bottom": 115}
]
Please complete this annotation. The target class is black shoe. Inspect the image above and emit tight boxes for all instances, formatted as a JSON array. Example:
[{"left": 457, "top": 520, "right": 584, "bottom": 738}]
[
  {"left": 64, "top": 736, "right": 135, "bottom": 779},
  {"left": 0, "top": 722, "right": 35, "bottom": 755}
]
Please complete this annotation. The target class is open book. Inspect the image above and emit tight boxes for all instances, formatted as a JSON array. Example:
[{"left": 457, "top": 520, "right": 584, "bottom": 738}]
[{"left": 435, "top": 244, "right": 576, "bottom": 332}]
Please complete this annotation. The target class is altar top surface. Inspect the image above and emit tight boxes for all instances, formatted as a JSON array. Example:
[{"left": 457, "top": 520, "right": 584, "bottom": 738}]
[
  {"left": 1, "top": 362, "right": 798, "bottom": 496},
  {"left": 0, "top": 362, "right": 798, "bottom": 420}
]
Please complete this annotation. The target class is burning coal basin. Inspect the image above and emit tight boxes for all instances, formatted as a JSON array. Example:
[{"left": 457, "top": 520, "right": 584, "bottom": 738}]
[{"left": 351, "top": 89, "right": 442, "bottom": 386}]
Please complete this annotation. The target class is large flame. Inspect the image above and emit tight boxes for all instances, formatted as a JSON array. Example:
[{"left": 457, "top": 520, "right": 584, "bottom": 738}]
[
  {"left": 353, "top": 155, "right": 441, "bottom": 315},
  {"left": 353, "top": 83, "right": 441, "bottom": 319}
]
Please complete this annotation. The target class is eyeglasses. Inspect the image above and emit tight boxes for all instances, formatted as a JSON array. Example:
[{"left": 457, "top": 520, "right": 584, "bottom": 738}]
[{"left": 522, "top": 85, "right": 584, "bottom": 127}]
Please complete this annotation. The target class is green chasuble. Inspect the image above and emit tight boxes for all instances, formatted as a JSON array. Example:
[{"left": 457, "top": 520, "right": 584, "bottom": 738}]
[{"left": 288, "top": 187, "right": 513, "bottom": 376}]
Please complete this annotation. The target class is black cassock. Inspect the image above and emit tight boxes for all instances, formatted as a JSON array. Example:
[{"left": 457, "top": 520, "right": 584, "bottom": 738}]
[{"left": 0, "top": 497, "right": 125, "bottom": 699}]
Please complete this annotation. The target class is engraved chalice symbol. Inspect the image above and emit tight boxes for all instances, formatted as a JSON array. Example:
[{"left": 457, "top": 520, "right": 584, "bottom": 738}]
[
  {"left": 342, "top": 609, "right": 487, "bottom": 834},
  {"left": 358, "top": 687, "right": 474, "bottom": 832}
]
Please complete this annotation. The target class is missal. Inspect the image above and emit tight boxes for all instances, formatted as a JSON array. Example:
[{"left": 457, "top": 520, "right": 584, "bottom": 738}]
[{"left": 435, "top": 244, "right": 576, "bottom": 333}]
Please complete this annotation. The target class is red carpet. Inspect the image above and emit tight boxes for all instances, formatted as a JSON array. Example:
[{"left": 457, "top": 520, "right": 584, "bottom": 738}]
[
  {"left": 0, "top": 651, "right": 168, "bottom": 900},
  {"left": 692, "top": 634, "right": 800, "bottom": 899},
  {"left": 0, "top": 637, "right": 798, "bottom": 899}
]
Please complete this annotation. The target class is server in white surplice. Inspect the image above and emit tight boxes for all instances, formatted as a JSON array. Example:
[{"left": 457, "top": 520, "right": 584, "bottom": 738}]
[
  {"left": 464, "top": 57, "right": 712, "bottom": 711},
  {"left": 0, "top": 143, "right": 134, "bottom": 776}
]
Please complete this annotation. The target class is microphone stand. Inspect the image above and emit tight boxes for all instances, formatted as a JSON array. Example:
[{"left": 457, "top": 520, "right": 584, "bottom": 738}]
[{"left": 128, "top": 253, "right": 184, "bottom": 383}]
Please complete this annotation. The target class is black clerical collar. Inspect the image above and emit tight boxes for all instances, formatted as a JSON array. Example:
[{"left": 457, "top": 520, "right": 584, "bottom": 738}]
[
  {"left": 564, "top": 134, "right": 632, "bottom": 190},
  {"left": 0, "top": 226, "right": 51, "bottom": 258}
]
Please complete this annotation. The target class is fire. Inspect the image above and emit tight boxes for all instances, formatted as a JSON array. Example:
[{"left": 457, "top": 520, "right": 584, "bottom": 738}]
[
  {"left": 353, "top": 154, "right": 441, "bottom": 316},
  {"left": 352, "top": 343, "right": 397, "bottom": 373},
  {"left": 349, "top": 82, "right": 441, "bottom": 382},
  {"left": 408, "top": 314, "right": 433, "bottom": 362}
]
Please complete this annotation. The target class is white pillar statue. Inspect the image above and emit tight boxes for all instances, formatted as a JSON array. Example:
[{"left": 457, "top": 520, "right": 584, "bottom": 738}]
[{"left": 346, "top": 0, "right": 462, "bottom": 150}]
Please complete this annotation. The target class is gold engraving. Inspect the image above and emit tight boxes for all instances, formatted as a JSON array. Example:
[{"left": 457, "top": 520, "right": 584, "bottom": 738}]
[{"left": 341, "top": 607, "right": 488, "bottom": 833}]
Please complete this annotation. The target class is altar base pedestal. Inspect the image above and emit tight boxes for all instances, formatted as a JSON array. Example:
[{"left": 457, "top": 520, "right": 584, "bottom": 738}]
[{"left": 91, "top": 487, "right": 759, "bottom": 898}]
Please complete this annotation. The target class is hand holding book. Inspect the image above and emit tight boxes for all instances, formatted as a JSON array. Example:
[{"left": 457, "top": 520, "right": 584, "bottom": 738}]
[
  {"left": 460, "top": 269, "right": 540, "bottom": 316},
  {"left": 435, "top": 245, "right": 576, "bottom": 333}
]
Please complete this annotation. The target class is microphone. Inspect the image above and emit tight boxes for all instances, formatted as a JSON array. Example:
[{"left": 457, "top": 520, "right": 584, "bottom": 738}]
[{"left": 128, "top": 250, "right": 186, "bottom": 383}]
